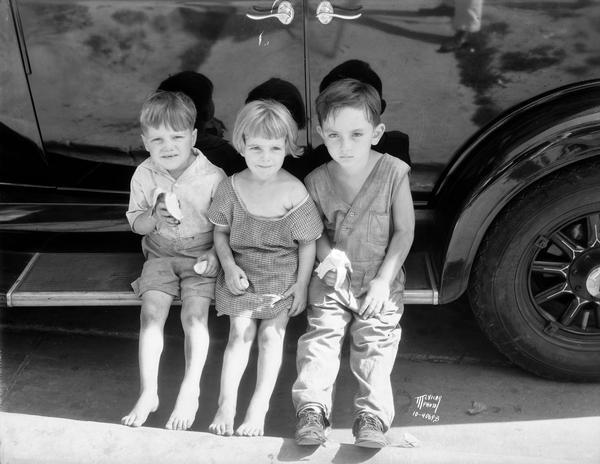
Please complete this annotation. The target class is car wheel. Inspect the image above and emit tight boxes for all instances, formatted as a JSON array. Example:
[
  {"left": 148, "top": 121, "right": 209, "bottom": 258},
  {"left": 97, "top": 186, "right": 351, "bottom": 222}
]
[{"left": 469, "top": 161, "right": 600, "bottom": 381}]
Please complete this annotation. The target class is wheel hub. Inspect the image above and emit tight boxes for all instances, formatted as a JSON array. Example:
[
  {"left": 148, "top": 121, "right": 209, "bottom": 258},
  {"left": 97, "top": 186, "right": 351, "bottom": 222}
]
[
  {"left": 528, "top": 212, "right": 600, "bottom": 338},
  {"left": 585, "top": 267, "right": 600, "bottom": 299},
  {"left": 569, "top": 248, "right": 600, "bottom": 300}
]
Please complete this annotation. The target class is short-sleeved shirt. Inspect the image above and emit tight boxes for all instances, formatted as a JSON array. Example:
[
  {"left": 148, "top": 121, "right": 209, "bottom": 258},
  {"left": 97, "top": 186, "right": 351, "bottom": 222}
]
[
  {"left": 208, "top": 175, "right": 323, "bottom": 319},
  {"left": 305, "top": 153, "right": 410, "bottom": 303},
  {"left": 127, "top": 148, "right": 226, "bottom": 243}
]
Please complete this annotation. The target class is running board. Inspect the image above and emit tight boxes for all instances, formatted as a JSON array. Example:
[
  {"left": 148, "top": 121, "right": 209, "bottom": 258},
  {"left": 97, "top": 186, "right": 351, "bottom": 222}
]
[
  {"left": 4, "top": 252, "right": 438, "bottom": 307},
  {"left": 6, "top": 253, "right": 145, "bottom": 307},
  {"left": 403, "top": 251, "right": 439, "bottom": 305}
]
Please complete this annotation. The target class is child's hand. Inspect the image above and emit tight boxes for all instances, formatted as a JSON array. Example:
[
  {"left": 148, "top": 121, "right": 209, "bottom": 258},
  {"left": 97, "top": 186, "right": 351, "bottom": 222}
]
[
  {"left": 224, "top": 265, "right": 248, "bottom": 295},
  {"left": 283, "top": 283, "right": 308, "bottom": 317},
  {"left": 195, "top": 249, "right": 220, "bottom": 277},
  {"left": 154, "top": 194, "right": 179, "bottom": 227},
  {"left": 359, "top": 278, "right": 390, "bottom": 319}
]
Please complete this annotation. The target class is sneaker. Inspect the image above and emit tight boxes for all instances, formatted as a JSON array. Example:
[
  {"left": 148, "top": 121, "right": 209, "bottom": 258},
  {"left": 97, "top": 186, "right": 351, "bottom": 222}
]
[
  {"left": 295, "top": 407, "right": 327, "bottom": 446},
  {"left": 352, "top": 413, "right": 388, "bottom": 448}
]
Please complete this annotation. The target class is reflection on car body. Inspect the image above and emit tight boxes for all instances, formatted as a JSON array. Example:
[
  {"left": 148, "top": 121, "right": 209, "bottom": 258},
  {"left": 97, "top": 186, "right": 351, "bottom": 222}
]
[{"left": 2, "top": 0, "right": 600, "bottom": 381}]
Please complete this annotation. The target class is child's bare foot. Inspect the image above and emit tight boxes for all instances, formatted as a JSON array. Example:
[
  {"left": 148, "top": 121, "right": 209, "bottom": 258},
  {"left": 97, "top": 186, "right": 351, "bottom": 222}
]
[
  {"left": 235, "top": 406, "right": 267, "bottom": 437},
  {"left": 121, "top": 392, "right": 159, "bottom": 427},
  {"left": 209, "top": 404, "right": 236, "bottom": 436},
  {"left": 165, "top": 385, "right": 199, "bottom": 431}
]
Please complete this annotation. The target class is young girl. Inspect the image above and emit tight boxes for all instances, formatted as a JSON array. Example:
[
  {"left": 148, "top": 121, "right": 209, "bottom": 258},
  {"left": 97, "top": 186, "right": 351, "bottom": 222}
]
[{"left": 207, "top": 100, "right": 322, "bottom": 437}]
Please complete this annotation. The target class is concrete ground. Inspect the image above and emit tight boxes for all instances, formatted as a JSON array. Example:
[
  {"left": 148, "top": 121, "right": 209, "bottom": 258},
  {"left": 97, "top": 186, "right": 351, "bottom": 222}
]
[{"left": 1, "top": 302, "right": 599, "bottom": 463}]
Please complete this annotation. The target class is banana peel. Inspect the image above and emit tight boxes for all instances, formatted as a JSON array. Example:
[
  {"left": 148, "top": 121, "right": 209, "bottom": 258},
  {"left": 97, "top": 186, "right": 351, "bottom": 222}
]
[{"left": 152, "top": 188, "right": 183, "bottom": 222}]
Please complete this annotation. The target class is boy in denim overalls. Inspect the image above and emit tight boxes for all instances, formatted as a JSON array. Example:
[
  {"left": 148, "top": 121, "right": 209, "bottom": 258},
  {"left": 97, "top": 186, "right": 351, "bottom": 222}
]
[{"left": 293, "top": 79, "right": 415, "bottom": 448}]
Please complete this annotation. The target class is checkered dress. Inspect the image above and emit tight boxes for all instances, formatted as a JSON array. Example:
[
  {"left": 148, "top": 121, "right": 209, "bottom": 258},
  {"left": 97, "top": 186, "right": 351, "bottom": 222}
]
[{"left": 208, "top": 176, "right": 323, "bottom": 319}]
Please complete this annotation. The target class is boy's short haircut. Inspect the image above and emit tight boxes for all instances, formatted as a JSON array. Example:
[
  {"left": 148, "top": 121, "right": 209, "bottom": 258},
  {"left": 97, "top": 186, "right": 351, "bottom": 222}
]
[
  {"left": 316, "top": 78, "right": 382, "bottom": 127},
  {"left": 319, "top": 59, "right": 386, "bottom": 114},
  {"left": 158, "top": 71, "right": 214, "bottom": 132},
  {"left": 140, "top": 91, "right": 196, "bottom": 134},
  {"left": 232, "top": 100, "right": 301, "bottom": 157},
  {"left": 245, "top": 78, "right": 306, "bottom": 130}
]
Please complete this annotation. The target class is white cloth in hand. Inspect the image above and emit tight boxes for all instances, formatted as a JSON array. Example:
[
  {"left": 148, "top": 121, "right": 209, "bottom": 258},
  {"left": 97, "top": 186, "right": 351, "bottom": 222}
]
[{"left": 315, "top": 249, "right": 352, "bottom": 290}]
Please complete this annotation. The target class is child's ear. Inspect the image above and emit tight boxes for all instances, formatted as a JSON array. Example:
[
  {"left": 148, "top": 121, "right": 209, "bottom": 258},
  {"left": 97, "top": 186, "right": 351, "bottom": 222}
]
[
  {"left": 191, "top": 128, "right": 198, "bottom": 146},
  {"left": 316, "top": 125, "right": 324, "bottom": 139},
  {"left": 371, "top": 123, "right": 385, "bottom": 144}
]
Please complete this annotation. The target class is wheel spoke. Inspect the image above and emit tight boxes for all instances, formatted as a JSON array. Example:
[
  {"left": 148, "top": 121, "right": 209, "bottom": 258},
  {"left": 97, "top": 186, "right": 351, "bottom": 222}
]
[
  {"left": 587, "top": 214, "right": 600, "bottom": 247},
  {"left": 559, "top": 297, "right": 586, "bottom": 326},
  {"left": 534, "top": 282, "right": 570, "bottom": 305},
  {"left": 550, "top": 231, "right": 582, "bottom": 260},
  {"left": 531, "top": 260, "right": 569, "bottom": 277},
  {"left": 581, "top": 311, "right": 590, "bottom": 330}
]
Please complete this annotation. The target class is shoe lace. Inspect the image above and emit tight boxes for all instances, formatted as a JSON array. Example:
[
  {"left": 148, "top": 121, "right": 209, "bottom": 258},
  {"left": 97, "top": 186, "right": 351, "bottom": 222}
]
[
  {"left": 358, "top": 413, "right": 381, "bottom": 431},
  {"left": 299, "top": 409, "right": 323, "bottom": 427}
]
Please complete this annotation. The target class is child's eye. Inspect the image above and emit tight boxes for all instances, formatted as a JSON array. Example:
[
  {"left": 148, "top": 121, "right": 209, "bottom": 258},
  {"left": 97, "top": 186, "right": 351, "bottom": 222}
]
[
  {"left": 352, "top": 132, "right": 363, "bottom": 137},
  {"left": 327, "top": 133, "right": 338, "bottom": 139}
]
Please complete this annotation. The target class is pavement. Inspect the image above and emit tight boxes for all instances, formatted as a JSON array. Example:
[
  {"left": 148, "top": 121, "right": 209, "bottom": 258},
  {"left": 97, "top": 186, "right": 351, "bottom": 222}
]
[
  {"left": 2, "top": 412, "right": 598, "bottom": 464},
  {"left": 1, "top": 303, "right": 599, "bottom": 463}
]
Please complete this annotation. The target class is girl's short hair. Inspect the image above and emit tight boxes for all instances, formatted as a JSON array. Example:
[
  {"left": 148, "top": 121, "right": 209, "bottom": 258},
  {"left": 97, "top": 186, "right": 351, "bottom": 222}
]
[
  {"left": 232, "top": 100, "right": 301, "bottom": 157},
  {"left": 316, "top": 78, "right": 381, "bottom": 126},
  {"left": 140, "top": 91, "right": 196, "bottom": 133}
]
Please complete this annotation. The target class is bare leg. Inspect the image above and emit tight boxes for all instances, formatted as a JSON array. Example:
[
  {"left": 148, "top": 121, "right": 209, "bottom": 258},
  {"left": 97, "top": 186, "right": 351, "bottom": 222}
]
[
  {"left": 166, "top": 296, "right": 211, "bottom": 430},
  {"left": 122, "top": 290, "right": 171, "bottom": 427},
  {"left": 236, "top": 311, "right": 289, "bottom": 437},
  {"left": 209, "top": 316, "right": 256, "bottom": 436}
]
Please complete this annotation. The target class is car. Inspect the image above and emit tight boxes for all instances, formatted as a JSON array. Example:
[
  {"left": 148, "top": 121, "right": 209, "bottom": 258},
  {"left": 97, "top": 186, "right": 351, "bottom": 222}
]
[{"left": 2, "top": 0, "right": 600, "bottom": 381}]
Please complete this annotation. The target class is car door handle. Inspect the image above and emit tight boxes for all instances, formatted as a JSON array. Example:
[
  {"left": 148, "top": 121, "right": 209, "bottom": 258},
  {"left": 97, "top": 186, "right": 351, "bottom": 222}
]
[
  {"left": 316, "top": 1, "right": 362, "bottom": 25},
  {"left": 247, "top": 1, "right": 294, "bottom": 25}
]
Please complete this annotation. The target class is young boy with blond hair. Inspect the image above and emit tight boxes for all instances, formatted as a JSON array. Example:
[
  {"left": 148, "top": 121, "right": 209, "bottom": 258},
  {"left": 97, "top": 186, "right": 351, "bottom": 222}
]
[{"left": 122, "top": 91, "right": 225, "bottom": 430}]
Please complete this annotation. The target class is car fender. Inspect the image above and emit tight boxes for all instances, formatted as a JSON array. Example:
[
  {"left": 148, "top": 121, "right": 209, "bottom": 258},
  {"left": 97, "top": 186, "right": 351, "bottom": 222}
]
[{"left": 433, "top": 80, "right": 600, "bottom": 303}]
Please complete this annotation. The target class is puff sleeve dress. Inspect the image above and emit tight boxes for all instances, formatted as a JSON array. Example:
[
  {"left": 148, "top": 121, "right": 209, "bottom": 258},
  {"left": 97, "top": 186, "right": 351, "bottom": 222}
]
[{"left": 208, "top": 176, "right": 323, "bottom": 319}]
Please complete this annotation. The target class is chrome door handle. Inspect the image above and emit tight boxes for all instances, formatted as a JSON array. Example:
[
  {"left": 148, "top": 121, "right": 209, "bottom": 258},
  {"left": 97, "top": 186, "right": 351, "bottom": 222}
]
[
  {"left": 316, "top": 1, "right": 362, "bottom": 25},
  {"left": 247, "top": 1, "right": 294, "bottom": 25}
]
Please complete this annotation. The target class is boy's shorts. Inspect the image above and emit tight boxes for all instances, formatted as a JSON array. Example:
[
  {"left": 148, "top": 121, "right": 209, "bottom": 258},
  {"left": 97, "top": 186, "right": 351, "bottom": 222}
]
[
  {"left": 131, "top": 232, "right": 215, "bottom": 301},
  {"left": 132, "top": 257, "right": 215, "bottom": 300}
]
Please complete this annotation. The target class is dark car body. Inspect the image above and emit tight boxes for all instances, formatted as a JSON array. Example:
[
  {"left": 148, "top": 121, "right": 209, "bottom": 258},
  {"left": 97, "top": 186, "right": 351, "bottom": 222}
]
[{"left": 2, "top": 0, "right": 600, "bottom": 380}]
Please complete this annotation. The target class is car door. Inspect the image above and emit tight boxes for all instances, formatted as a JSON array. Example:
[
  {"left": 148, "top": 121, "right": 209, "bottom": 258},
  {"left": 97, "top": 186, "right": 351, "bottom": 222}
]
[
  {"left": 305, "top": 0, "right": 474, "bottom": 197},
  {"left": 15, "top": 0, "right": 306, "bottom": 195}
]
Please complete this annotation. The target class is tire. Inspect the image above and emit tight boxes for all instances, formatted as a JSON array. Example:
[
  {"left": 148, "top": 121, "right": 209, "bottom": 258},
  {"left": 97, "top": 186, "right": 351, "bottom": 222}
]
[{"left": 469, "top": 161, "right": 600, "bottom": 381}]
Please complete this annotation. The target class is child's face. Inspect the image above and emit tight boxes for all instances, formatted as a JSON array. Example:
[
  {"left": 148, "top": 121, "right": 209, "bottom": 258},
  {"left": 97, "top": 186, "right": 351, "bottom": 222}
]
[
  {"left": 142, "top": 124, "right": 197, "bottom": 177},
  {"left": 317, "top": 107, "right": 384, "bottom": 169},
  {"left": 242, "top": 135, "right": 286, "bottom": 179}
]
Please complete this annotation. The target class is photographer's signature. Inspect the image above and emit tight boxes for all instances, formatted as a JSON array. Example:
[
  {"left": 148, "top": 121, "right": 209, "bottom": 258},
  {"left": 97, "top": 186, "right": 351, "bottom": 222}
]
[{"left": 412, "top": 394, "right": 442, "bottom": 423}]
